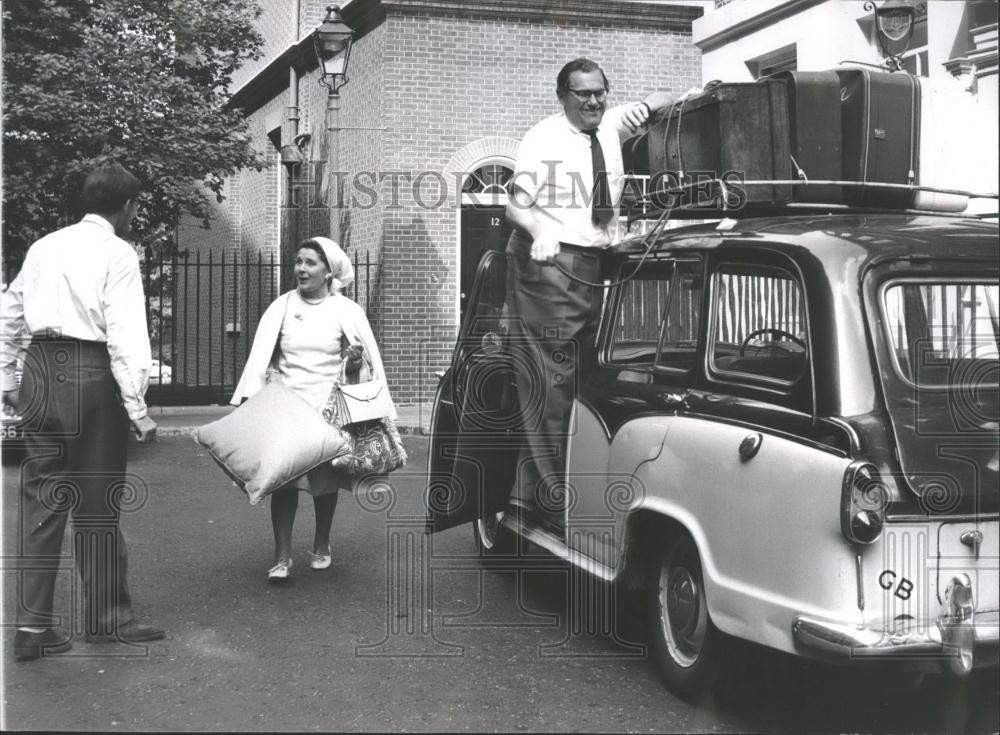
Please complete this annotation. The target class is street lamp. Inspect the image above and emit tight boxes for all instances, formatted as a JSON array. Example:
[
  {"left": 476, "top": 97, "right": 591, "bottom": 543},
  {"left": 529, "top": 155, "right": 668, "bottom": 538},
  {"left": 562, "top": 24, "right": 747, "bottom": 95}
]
[
  {"left": 315, "top": 5, "right": 355, "bottom": 95},
  {"left": 865, "top": 0, "right": 921, "bottom": 72}
]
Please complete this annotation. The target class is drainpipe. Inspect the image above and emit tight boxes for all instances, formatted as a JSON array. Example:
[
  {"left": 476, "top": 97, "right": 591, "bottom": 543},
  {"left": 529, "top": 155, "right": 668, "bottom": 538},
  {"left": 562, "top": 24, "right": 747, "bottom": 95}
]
[
  {"left": 279, "top": 0, "right": 303, "bottom": 292},
  {"left": 280, "top": 0, "right": 303, "bottom": 166}
]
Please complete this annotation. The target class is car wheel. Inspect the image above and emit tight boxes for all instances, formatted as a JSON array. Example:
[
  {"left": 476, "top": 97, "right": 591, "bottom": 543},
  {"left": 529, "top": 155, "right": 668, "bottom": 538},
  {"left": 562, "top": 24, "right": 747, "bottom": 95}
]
[
  {"left": 473, "top": 508, "right": 517, "bottom": 556},
  {"left": 647, "top": 534, "right": 719, "bottom": 701}
]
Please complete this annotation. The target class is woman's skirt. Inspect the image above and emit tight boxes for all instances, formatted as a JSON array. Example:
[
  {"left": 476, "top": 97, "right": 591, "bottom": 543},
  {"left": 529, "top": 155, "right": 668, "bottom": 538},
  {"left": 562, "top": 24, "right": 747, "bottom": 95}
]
[{"left": 283, "top": 462, "right": 351, "bottom": 496}]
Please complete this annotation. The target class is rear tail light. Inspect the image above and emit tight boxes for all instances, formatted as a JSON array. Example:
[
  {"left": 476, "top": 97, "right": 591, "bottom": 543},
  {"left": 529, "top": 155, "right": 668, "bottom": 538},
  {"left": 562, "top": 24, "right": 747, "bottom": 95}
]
[{"left": 841, "top": 462, "right": 888, "bottom": 545}]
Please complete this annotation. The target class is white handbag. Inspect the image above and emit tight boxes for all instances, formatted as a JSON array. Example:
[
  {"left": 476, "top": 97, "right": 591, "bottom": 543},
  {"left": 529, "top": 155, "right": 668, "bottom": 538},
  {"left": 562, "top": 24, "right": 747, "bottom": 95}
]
[
  {"left": 330, "top": 377, "right": 392, "bottom": 426},
  {"left": 324, "top": 347, "right": 392, "bottom": 426}
]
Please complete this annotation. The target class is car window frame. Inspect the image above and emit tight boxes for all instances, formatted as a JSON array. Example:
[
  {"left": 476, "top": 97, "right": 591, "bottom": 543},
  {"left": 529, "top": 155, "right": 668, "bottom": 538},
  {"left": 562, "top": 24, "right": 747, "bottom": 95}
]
[
  {"left": 598, "top": 254, "right": 706, "bottom": 380},
  {"left": 703, "top": 253, "right": 814, "bottom": 409},
  {"left": 877, "top": 275, "right": 1000, "bottom": 391}
]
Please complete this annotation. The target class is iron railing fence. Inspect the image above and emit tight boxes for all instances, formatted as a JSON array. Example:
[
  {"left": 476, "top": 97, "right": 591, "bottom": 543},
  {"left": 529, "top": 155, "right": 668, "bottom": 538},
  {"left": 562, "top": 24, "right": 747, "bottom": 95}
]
[
  {"left": 145, "top": 248, "right": 375, "bottom": 405},
  {"left": 2, "top": 250, "right": 374, "bottom": 406}
]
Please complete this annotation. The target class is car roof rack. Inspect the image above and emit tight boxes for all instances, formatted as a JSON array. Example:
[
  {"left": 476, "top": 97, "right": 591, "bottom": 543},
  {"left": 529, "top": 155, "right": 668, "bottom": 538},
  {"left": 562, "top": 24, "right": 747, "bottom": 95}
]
[{"left": 624, "top": 178, "right": 1000, "bottom": 223}]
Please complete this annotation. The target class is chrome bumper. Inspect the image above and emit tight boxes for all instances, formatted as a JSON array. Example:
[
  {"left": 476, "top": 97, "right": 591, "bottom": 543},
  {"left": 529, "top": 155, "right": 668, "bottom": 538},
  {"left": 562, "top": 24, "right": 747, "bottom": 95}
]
[{"left": 793, "top": 575, "right": 999, "bottom": 675}]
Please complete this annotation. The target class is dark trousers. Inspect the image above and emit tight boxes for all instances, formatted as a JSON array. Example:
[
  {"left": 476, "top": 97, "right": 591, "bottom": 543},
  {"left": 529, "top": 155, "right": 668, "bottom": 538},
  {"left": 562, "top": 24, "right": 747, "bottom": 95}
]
[
  {"left": 505, "top": 230, "right": 603, "bottom": 512},
  {"left": 16, "top": 337, "right": 135, "bottom": 634}
]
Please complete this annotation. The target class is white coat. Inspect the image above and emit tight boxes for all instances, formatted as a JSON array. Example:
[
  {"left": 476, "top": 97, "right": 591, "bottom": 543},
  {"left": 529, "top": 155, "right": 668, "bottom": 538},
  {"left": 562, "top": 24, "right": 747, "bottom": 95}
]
[{"left": 230, "top": 291, "right": 397, "bottom": 420}]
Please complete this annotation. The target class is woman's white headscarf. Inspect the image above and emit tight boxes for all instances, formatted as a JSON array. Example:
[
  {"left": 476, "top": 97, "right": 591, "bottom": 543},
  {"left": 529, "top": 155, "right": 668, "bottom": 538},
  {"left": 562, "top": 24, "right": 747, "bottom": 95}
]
[{"left": 305, "top": 236, "right": 355, "bottom": 294}]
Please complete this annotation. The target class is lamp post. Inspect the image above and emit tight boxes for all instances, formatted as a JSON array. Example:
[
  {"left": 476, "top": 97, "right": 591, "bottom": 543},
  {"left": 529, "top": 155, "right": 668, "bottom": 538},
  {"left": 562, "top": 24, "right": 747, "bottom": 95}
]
[
  {"left": 314, "top": 5, "right": 355, "bottom": 243},
  {"left": 315, "top": 5, "right": 355, "bottom": 94},
  {"left": 865, "top": 0, "right": 920, "bottom": 72}
]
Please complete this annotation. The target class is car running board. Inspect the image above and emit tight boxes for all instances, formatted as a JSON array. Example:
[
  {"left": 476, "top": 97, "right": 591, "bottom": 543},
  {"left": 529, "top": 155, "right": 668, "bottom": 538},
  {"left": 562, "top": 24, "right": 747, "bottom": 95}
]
[{"left": 503, "top": 515, "right": 617, "bottom": 583}]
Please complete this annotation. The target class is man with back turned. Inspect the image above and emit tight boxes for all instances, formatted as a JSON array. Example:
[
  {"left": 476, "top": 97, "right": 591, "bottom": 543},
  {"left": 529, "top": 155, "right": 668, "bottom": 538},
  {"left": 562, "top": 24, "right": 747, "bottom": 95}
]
[{"left": 2, "top": 164, "right": 164, "bottom": 661}]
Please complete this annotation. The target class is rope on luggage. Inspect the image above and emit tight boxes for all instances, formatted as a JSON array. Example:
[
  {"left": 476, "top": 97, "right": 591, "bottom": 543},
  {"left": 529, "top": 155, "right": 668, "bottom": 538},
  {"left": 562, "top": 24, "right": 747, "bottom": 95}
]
[{"left": 551, "top": 203, "right": 674, "bottom": 289}]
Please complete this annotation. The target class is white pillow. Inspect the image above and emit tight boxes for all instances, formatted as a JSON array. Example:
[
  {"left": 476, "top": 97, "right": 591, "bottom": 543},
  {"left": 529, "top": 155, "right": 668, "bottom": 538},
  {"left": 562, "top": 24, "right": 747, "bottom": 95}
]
[{"left": 196, "top": 382, "right": 349, "bottom": 505}]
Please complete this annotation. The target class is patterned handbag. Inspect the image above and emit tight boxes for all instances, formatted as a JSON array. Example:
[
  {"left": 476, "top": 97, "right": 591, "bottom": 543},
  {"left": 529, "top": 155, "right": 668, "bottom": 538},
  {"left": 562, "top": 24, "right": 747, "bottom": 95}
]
[
  {"left": 321, "top": 352, "right": 407, "bottom": 477},
  {"left": 327, "top": 417, "right": 407, "bottom": 477}
]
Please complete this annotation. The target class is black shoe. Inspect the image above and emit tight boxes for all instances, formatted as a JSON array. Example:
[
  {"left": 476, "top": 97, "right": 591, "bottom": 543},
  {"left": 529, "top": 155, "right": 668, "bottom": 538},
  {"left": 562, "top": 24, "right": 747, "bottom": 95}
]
[
  {"left": 13, "top": 628, "right": 73, "bottom": 662},
  {"left": 86, "top": 621, "right": 165, "bottom": 644}
]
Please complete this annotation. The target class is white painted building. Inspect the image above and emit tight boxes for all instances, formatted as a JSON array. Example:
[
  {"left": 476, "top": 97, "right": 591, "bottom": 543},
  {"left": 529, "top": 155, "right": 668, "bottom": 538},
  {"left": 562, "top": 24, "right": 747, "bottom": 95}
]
[{"left": 691, "top": 0, "right": 999, "bottom": 210}]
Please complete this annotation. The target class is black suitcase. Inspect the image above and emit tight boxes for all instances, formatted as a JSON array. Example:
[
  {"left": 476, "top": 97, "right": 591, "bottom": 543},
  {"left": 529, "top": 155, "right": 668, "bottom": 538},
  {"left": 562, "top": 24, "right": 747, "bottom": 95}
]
[
  {"left": 775, "top": 70, "right": 843, "bottom": 204},
  {"left": 836, "top": 68, "right": 921, "bottom": 208},
  {"left": 662, "top": 80, "right": 792, "bottom": 207}
]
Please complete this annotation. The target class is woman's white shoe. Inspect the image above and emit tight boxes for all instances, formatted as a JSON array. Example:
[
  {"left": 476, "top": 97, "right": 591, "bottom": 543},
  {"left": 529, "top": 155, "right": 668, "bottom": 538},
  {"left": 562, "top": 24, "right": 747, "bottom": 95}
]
[
  {"left": 267, "top": 558, "right": 293, "bottom": 580},
  {"left": 308, "top": 547, "right": 332, "bottom": 570}
]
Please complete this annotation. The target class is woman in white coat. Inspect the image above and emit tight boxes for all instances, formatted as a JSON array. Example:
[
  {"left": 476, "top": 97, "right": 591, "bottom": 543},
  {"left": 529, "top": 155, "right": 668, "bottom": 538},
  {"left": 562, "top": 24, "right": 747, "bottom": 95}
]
[{"left": 231, "top": 237, "right": 396, "bottom": 581}]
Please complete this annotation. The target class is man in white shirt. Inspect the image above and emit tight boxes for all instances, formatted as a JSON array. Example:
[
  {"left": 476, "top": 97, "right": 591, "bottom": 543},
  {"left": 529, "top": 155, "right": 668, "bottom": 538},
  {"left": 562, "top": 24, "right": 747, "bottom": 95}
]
[
  {"left": 1, "top": 164, "right": 163, "bottom": 661},
  {"left": 504, "top": 58, "right": 675, "bottom": 527}
]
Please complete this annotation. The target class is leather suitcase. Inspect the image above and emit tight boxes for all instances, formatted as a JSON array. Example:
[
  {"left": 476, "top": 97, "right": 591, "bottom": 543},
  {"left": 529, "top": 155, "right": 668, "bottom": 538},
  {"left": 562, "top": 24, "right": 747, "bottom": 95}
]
[
  {"left": 622, "top": 129, "right": 650, "bottom": 176},
  {"left": 775, "top": 71, "right": 843, "bottom": 204},
  {"left": 622, "top": 116, "right": 669, "bottom": 178},
  {"left": 836, "top": 68, "right": 920, "bottom": 208},
  {"left": 662, "top": 80, "right": 792, "bottom": 207}
]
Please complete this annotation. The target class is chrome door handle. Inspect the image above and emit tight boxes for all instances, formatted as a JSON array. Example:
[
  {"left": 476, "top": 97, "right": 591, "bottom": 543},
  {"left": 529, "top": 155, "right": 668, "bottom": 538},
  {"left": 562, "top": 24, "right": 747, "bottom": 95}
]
[
  {"left": 960, "top": 530, "right": 983, "bottom": 560},
  {"left": 739, "top": 433, "right": 763, "bottom": 461}
]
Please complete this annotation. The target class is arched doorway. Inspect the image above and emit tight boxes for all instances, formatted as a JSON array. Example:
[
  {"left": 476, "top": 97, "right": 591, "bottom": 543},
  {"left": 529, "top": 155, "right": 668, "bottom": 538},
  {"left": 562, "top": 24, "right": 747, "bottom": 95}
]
[{"left": 459, "top": 159, "right": 515, "bottom": 320}]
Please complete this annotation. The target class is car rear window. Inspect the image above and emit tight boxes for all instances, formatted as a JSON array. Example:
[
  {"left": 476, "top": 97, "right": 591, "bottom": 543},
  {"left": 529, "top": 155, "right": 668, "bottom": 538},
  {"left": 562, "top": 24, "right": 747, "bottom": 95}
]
[{"left": 881, "top": 280, "right": 999, "bottom": 387}]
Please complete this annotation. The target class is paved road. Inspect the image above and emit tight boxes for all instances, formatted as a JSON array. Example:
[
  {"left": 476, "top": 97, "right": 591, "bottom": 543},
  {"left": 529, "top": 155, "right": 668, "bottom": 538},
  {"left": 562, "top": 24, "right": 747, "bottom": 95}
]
[{"left": 3, "top": 435, "right": 998, "bottom": 732}]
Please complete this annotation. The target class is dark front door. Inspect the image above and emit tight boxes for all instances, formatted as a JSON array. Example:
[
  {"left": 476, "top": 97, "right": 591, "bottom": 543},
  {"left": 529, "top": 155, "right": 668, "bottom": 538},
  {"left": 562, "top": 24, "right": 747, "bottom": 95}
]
[{"left": 460, "top": 205, "right": 513, "bottom": 321}]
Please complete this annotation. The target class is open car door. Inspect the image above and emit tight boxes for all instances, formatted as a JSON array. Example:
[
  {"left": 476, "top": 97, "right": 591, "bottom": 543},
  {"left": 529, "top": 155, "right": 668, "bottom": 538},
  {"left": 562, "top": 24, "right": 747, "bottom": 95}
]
[{"left": 425, "top": 250, "right": 522, "bottom": 533}]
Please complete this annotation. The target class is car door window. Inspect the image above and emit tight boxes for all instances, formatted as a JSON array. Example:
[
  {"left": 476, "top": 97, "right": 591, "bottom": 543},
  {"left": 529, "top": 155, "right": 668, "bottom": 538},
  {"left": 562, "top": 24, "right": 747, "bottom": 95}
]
[
  {"left": 608, "top": 263, "right": 672, "bottom": 367},
  {"left": 454, "top": 252, "right": 509, "bottom": 367},
  {"left": 710, "top": 265, "right": 808, "bottom": 385},
  {"left": 606, "top": 258, "right": 704, "bottom": 374},
  {"left": 656, "top": 260, "right": 703, "bottom": 373}
]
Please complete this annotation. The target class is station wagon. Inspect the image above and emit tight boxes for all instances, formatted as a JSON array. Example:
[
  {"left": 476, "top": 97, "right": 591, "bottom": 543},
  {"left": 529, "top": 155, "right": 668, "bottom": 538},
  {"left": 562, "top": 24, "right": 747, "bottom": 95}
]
[{"left": 425, "top": 209, "right": 999, "bottom": 699}]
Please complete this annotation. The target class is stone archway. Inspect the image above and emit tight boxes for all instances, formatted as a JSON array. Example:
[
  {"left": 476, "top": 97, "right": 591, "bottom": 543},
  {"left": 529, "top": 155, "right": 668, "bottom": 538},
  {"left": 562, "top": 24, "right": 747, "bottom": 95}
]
[{"left": 444, "top": 138, "right": 520, "bottom": 320}]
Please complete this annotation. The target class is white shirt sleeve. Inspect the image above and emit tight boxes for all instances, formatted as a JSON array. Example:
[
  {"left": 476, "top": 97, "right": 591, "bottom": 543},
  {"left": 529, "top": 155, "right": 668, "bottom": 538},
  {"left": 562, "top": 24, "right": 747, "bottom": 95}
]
[
  {"left": 511, "top": 122, "right": 552, "bottom": 203},
  {"left": 0, "top": 271, "right": 29, "bottom": 393},
  {"left": 607, "top": 104, "right": 636, "bottom": 141},
  {"left": 103, "top": 247, "right": 151, "bottom": 420}
]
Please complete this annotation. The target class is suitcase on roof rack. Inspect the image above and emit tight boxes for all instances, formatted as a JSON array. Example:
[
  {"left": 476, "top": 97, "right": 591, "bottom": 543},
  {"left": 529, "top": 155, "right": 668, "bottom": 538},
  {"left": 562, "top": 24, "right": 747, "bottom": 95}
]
[
  {"left": 911, "top": 76, "right": 970, "bottom": 212},
  {"left": 622, "top": 131, "right": 647, "bottom": 176},
  {"left": 836, "top": 68, "right": 921, "bottom": 208},
  {"left": 661, "top": 80, "right": 792, "bottom": 207},
  {"left": 774, "top": 70, "right": 844, "bottom": 204},
  {"left": 622, "top": 115, "right": 668, "bottom": 178}
]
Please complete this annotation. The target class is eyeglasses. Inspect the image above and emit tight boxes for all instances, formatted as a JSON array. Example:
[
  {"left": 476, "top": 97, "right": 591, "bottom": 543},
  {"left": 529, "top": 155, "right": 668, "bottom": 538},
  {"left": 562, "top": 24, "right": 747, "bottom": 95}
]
[{"left": 566, "top": 88, "right": 608, "bottom": 102}]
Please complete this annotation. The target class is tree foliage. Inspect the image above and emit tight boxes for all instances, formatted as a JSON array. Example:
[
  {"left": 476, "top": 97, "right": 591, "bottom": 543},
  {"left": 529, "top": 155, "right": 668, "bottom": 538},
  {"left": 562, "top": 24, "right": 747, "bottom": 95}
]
[{"left": 2, "top": 0, "right": 267, "bottom": 260}]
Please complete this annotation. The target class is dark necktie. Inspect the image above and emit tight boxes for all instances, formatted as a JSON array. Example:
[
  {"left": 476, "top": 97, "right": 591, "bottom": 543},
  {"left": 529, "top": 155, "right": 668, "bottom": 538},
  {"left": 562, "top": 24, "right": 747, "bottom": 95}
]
[{"left": 584, "top": 129, "right": 614, "bottom": 226}]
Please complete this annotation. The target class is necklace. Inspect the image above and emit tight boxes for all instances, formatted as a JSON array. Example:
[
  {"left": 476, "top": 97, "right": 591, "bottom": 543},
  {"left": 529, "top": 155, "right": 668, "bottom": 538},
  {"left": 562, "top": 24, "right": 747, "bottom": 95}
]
[{"left": 298, "top": 291, "right": 327, "bottom": 305}]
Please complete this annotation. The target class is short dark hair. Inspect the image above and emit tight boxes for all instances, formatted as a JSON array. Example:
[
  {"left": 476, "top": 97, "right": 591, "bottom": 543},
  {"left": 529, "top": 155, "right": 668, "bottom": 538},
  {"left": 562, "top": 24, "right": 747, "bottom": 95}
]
[
  {"left": 80, "top": 165, "right": 141, "bottom": 215},
  {"left": 556, "top": 58, "right": 609, "bottom": 96},
  {"left": 298, "top": 240, "right": 331, "bottom": 271}
]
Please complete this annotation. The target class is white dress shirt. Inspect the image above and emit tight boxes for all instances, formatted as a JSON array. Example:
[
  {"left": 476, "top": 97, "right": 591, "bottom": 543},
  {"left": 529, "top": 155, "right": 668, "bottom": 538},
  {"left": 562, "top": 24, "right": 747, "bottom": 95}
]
[
  {"left": 1, "top": 214, "right": 151, "bottom": 420},
  {"left": 511, "top": 105, "right": 631, "bottom": 248}
]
